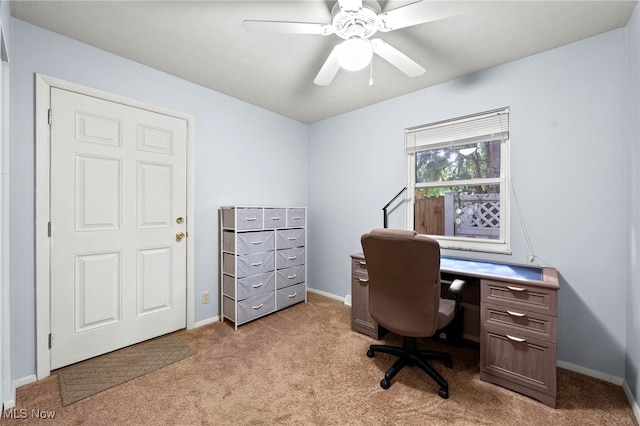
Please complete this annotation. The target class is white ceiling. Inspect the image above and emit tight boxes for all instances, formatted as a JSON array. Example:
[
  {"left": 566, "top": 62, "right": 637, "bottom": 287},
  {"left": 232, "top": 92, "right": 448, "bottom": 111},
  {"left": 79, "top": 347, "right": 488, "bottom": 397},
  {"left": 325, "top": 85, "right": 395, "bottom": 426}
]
[{"left": 11, "top": 0, "right": 638, "bottom": 124}]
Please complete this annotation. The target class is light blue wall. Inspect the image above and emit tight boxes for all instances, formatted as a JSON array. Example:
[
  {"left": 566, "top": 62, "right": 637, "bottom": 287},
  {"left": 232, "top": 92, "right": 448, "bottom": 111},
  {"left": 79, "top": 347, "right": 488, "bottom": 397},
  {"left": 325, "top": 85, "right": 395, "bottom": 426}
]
[
  {"left": 10, "top": 19, "right": 308, "bottom": 382},
  {"left": 308, "top": 29, "right": 628, "bottom": 378},
  {"left": 626, "top": 3, "right": 640, "bottom": 410}
]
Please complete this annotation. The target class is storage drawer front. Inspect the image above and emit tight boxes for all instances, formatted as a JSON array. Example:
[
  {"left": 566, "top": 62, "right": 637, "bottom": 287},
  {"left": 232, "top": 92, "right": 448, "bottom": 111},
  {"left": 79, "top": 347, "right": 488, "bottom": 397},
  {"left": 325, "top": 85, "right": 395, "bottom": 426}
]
[
  {"left": 236, "top": 231, "right": 275, "bottom": 255},
  {"left": 236, "top": 208, "right": 264, "bottom": 230},
  {"left": 276, "top": 228, "right": 305, "bottom": 249},
  {"left": 264, "top": 208, "right": 286, "bottom": 229},
  {"left": 482, "top": 303, "right": 556, "bottom": 341},
  {"left": 351, "top": 257, "right": 368, "bottom": 276},
  {"left": 276, "top": 265, "right": 305, "bottom": 289},
  {"left": 481, "top": 327, "right": 556, "bottom": 396},
  {"left": 221, "top": 208, "right": 235, "bottom": 229},
  {"left": 287, "top": 208, "right": 306, "bottom": 227},
  {"left": 222, "top": 274, "right": 236, "bottom": 298},
  {"left": 276, "top": 283, "right": 306, "bottom": 310},
  {"left": 276, "top": 247, "right": 305, "bottom": 269},
  {"left": 223, "top": 296, "right": 236, "bottom": 321},
  {"left": 237, "top": 292, "right": 276, "bottom": 324},
  {"left": 237, "top": 272, "right": 275, "bottom": 300},
  {"left": 482, "top": 280, "right": 557, "bottom": 316},
  {"left": 224, "top": 251, "right": 275, "bottom": 277}
]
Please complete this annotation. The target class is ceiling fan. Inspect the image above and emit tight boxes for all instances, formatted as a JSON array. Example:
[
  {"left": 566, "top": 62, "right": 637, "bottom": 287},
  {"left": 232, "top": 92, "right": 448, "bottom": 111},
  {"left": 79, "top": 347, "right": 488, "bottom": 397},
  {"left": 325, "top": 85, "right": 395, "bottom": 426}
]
[{"left": 242, "top": 0, "right": 465, "bottom": 85}]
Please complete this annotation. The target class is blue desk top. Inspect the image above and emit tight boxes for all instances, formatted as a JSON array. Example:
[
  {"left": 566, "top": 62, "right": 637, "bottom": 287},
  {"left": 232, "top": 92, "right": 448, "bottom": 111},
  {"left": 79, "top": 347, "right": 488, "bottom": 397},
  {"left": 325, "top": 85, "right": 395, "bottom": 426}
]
[{"left": 440, "top": 257, "right": 543, "bottom": 282}]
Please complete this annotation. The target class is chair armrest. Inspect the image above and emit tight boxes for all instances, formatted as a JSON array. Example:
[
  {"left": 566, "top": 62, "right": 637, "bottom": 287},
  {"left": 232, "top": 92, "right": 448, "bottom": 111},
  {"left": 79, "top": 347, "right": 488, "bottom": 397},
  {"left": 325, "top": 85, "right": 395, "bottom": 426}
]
[{"left": 448, "top": 279, "right": 467, "bottom": 294}]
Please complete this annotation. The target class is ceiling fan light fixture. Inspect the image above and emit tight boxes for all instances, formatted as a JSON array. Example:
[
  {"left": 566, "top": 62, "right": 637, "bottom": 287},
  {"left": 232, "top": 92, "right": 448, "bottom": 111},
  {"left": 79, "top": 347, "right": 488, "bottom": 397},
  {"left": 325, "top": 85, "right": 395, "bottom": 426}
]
[{"left": 337, "top": 37, "right": 373, "bottom": 71}]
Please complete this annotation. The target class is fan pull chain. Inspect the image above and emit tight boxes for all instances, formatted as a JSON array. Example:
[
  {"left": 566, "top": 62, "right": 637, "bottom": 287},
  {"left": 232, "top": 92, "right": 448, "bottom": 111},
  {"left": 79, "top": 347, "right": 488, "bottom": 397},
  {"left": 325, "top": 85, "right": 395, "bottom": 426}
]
[{"left": 369, "top": 60, "right": 374, "bottom": 87}]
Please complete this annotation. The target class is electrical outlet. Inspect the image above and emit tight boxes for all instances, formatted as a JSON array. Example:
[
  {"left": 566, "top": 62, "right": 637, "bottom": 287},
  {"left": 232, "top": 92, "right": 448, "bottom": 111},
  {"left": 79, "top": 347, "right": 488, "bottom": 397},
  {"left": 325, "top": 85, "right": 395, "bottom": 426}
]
[{"left": 202, "top": 291, "right": 210, "bottom": 304}]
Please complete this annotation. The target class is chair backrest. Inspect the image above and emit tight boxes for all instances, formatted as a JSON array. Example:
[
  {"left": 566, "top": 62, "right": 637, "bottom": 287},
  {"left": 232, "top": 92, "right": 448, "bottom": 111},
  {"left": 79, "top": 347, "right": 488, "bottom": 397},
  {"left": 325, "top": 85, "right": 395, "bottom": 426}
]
[{"left": 361, "top": 228, "right": 441, "bottom": 338}]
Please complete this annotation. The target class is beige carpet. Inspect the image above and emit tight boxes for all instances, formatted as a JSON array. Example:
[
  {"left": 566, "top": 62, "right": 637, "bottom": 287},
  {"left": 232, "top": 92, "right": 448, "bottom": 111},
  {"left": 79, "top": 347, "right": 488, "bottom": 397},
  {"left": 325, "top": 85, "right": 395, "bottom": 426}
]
[
  {"left": 57, "top": 334, "right": 194, "bottom": 405},
  {"left": 6, "top": 293, "right": 639, "bottom": 425}
]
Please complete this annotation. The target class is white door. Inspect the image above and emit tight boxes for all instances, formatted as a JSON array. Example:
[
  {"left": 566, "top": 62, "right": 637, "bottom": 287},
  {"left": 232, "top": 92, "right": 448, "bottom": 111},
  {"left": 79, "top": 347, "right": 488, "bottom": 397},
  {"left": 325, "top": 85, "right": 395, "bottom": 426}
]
[{"left": 49, "top": 88, "right": 187, "bottom": 369}]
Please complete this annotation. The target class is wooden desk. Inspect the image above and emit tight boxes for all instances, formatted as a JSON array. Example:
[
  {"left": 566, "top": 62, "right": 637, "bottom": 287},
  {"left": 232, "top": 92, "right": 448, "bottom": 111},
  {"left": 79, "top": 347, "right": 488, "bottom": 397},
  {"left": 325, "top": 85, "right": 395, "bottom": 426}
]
[{"left": 350, "top": 253, "right": 559, "bottom": 408}]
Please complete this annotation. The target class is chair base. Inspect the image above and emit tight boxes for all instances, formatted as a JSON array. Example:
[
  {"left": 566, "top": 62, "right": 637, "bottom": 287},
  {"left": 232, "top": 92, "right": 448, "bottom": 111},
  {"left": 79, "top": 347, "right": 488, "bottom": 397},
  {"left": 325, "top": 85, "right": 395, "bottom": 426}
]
[{"left": 367, "top": 336, "right": 452, "bottom": 399}]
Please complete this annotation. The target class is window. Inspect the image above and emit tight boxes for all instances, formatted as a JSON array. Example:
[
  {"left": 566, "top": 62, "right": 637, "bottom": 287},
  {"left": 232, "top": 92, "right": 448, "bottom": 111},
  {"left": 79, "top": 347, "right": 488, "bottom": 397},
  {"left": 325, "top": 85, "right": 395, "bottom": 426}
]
[{"left": 405, "top": 108, "right": 510, "bottom": 253}]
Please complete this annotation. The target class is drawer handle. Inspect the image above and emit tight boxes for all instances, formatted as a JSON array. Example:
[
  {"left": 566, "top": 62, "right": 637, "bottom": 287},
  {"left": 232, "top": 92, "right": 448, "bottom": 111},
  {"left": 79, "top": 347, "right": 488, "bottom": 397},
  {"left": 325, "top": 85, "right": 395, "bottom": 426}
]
[
  {"left": 252, "top": 283, "right": 264, "bottom": 288},
  {"left": 359, "top": 261, "right": 366, "bottom": 266},
  {"left": 506, "top": 310, "right": 527, "bottom": 317},
  {"left": 251, "top": 240, "right": 263, "bottom": 245},
  {"left": 251, "top": 261, "right": 263, "bottom": 266},
  {"left": 288, "top": 256, "right": 297, "bottom": 260},
  {"left": 252, "top": 303, "right": 264, "bottom": 310},
  {"left": 287, "top": 274, "right": 297, "bottom": 279},
  {"left": 292, "top": 216, "right": 302, "bottom": 220},
  {"left": 358, "top": 278, "right": 369, "bottom": 283},
  {"left": 245, "top": 217, "right": 257, "bottom": 222},
  {"left": 506, "top": 285, "right": 527, "bottom": 292},
  {"left": 271, "top": 217, "right": 281, "bottom": 220},
  {"left": 287, "top": 237, "right": 296, "bottom": 240},
  {"left": 505, "top": 334, "right": 526, "bottom": 343},
  {"left": 288, "top": 292, "right": 297, "bottom": 298}
]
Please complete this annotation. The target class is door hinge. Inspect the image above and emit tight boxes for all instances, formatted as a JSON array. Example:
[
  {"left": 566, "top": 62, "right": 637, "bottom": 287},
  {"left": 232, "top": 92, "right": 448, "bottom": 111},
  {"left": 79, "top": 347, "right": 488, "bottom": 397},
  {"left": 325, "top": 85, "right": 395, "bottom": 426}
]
[
  {"left": 48, "top": 333, "right": 52, "bottom": 349},
  {"left": 47, "top": 222, "right": 51, "bottom": 237},
  {"left": 48, "top": 109, "right": 52, "bottom": 125}
]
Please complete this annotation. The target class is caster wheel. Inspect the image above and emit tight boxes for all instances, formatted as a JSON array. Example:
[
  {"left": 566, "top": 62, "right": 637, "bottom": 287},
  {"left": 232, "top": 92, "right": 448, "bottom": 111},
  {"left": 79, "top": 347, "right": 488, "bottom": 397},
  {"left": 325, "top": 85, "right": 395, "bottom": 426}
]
[
  {"left": 444, "top": 361, "right": 453, "bottom": 369},
  {"left": 438, "top": 388, "right": 449, "bottom": 399},
  {"left": 366, "top": 349, "right": 374, "bottom": 358},
  {"left": 380, "top": 379, "right": 391, "bottom": 389}
]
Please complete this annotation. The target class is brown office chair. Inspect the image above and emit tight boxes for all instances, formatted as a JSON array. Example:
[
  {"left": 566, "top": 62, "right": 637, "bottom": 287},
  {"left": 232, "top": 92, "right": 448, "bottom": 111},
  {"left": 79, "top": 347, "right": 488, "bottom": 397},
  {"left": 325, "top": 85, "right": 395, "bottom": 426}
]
[{"left": 361, "top": 228, "right": 458, "bottom": 399}]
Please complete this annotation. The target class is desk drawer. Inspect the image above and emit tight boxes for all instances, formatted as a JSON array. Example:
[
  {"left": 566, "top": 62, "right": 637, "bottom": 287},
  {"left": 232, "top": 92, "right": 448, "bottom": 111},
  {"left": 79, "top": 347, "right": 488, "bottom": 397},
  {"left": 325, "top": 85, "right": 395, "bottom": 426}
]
[
  {"left": 351, "top": 257, "right": 368, "bottom": 276},
  {"left": 482, "top": 280, "right": 557, "bottom": 316},
  {"left": 481, "top": 325, "right": 556, "bottom": 397},
  {"left": 482, "top": 303, "right": 556, "bottom": 342}
]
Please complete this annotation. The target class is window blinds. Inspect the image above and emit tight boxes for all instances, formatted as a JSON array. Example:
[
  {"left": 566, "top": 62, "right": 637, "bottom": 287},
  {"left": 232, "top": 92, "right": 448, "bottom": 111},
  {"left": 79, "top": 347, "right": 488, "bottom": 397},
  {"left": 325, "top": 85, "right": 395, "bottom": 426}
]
[{"left": 406, "top": 108, "right": 509, "bottom": 153}]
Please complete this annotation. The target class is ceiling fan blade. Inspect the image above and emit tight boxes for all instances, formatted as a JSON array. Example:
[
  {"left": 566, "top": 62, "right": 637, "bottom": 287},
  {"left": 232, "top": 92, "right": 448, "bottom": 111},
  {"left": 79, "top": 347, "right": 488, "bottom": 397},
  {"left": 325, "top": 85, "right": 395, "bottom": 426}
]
[
  {"left": 314, "top": 47, "right": 341, "bottom": 86},
  {"left": 371, "top": 39, "right": 425, "bottom": 77},
  {"left": 378, "top": 1, "right": 475, "bottom": 32},
  {"left": 338, "top": 0, "right": 363, "bottom": 12},
  {"left": 242, "top": 20, "right": 332, "bottom": 35}
]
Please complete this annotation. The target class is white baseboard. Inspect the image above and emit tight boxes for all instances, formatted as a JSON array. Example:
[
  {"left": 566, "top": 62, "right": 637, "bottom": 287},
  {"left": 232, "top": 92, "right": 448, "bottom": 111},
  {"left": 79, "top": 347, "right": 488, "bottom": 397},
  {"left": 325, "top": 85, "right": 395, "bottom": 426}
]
[
  {"left": 2, "top": 396, "right": 15, "bottom": 410},
  {"left": 557, "top": 360, "right": 624, "bottom": 385},
  {"left": 194, "top": 315, "right": 219, "bottom": 328},
  {"left": 623, "top": 381, "right": 640, "bottom": 424},
  {"left": 306, "top": 288, "right": 348, "bottom": 304},
  {"left": 14, "top": 375, "right": 37, "bottom": 388},
  {"left": 2, "top": 374, "right": 37, "bottom": 410}
]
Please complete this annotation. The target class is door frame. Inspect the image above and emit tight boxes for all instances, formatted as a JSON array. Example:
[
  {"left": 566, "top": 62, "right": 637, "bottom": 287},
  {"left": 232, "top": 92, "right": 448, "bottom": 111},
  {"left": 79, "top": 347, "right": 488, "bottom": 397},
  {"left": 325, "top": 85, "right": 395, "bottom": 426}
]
[{"left": 35, "top": 74, "right": 196, "bottom": 379}]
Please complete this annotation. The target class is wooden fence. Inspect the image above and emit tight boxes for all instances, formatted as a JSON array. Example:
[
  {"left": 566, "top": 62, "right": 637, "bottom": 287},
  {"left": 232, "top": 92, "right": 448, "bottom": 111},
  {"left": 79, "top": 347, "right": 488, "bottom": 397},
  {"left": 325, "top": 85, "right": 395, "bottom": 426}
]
[{"left": 414, "top": 192, "right": 500, "bottom": 239}]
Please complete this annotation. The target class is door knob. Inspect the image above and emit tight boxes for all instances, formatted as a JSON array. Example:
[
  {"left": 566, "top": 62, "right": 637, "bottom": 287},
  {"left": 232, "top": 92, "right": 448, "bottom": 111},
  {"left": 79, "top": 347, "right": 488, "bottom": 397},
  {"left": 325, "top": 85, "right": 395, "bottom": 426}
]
[
  {"left": 176, "top": 217, "right": 184, "bottom": 224},
  {"left": 176, "top": 232, "right": 186, "bottom": 241}
]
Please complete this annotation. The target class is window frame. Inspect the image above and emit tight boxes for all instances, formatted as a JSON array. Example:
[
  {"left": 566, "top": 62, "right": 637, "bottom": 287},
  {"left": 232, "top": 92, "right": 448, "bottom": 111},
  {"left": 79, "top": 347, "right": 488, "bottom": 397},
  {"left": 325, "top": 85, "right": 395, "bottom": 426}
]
[{"left": 405, "top": 108, "right": 511, "bottom": 254}]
